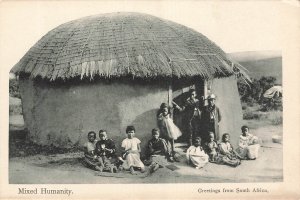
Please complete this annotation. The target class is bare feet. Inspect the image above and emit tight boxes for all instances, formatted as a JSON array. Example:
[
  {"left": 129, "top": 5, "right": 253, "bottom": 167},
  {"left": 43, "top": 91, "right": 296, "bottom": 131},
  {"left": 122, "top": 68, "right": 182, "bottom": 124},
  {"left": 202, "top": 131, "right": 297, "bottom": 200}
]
[
  {"left": 95, "top": 166, "right": 103, "bottom": 172},
  {"left": 130, "top": 167, "right": 137, "bottom": 175},
  {"left": 140, "top": 167, "right": 146, "bottom": 173}
]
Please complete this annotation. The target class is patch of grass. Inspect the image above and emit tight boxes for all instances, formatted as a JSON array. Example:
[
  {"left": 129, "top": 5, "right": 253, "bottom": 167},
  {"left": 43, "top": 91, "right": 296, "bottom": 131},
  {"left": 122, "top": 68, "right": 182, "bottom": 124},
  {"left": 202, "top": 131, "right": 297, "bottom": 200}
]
[
  {"left": 243, "top": 109, "right": 260, "bottom": 120},
  {"left": 243, "top": 107, "right": 282, "bottom": 125},
  {"left": 266, "top": 111, "right": 283, "bottom": 125}
]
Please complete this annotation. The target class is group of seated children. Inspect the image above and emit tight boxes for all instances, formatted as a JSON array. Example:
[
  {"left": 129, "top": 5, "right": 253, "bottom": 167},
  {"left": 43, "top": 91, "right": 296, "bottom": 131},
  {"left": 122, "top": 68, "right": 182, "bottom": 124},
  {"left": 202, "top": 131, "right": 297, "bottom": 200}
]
[
  {"left": 83, "top": 130, "right": 119, "bottom": 173},
  {"left": 186, "top": 126, "right": 260, "bottom": 168},
  {"left": 83, "top": 125, "right": 260, "bottom": 174}
]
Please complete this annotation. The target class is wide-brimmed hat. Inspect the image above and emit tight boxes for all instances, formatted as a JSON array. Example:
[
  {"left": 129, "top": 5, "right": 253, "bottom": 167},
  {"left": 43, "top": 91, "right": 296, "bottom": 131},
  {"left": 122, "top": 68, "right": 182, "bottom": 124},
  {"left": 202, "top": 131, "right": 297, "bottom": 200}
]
[{"left": 207, "top": 94, "right": 216, "bottom": 100}]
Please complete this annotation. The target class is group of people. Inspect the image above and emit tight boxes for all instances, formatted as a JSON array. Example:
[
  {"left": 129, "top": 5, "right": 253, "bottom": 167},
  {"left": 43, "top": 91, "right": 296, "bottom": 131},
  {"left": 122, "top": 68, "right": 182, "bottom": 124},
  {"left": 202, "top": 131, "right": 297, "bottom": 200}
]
[{"left": 82, "top": 89, "right": 260, "bottom": 174}]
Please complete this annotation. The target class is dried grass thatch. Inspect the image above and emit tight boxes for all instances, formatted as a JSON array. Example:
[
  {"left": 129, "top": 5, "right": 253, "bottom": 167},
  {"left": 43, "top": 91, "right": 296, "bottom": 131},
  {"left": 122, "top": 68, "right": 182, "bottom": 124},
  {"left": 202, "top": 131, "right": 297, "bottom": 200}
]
[{"left": 11, "top": 12, "right": 247, "bottom": 81}]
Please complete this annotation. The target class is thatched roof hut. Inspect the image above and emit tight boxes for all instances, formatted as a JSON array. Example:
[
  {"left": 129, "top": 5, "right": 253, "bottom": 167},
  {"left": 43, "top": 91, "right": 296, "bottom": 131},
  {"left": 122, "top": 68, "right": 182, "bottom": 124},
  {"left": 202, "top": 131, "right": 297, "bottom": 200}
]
[{"left": 11, "top": 12, "right": 245, "bottom": 151}]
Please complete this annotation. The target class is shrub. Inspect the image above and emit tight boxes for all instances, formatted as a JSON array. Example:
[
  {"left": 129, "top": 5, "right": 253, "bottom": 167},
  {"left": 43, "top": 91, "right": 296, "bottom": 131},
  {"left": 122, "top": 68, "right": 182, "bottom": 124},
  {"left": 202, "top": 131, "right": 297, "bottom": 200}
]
[
  {"left": 9, "top": 79, "right": 21, "bottom": 98},
  {"left": 243, "top": 109, "right": 260, "bottom": 120},
  {"left": 238, "top": 76, "right": 280, "bottom": 107}
]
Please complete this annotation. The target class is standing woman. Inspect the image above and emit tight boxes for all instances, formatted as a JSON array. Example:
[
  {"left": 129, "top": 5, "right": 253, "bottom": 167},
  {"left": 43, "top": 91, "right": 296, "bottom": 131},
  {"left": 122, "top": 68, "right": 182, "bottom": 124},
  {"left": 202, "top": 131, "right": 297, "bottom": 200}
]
[
  {"left": 201, "top": 94, "right": 221, "bottom": 143},
  {"left": 157, "top": 103, "right": 182, "bottom": 161}
]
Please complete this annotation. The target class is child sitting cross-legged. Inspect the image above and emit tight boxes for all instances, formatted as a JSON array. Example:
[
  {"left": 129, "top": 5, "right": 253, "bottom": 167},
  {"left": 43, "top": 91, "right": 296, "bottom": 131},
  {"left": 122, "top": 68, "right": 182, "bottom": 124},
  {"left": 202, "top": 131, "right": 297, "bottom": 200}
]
[
  {"left": 121, "top": 126, "right": 145, "bottom": 175},
  {"left": 186, "top": 137, "right": 209, "bottom": 169},
  {"left": 82, "top": 131, "right": 102, "bottom": 171},
  {"left": 95, "top": 130, "right": 118, "bottom": 173},
  {"left": 216, "top": 133, "right": 241, "bottom": 167},
  {"left": 145, "top": 128, "right": 172, "bottom": 173}
]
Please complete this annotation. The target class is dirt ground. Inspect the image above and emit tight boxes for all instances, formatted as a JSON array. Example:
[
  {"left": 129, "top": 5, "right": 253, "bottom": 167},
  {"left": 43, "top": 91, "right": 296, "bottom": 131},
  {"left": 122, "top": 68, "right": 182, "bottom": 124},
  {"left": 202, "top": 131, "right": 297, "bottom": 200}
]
[{"left": 9, "top": 120, "right": 283, "bottom": 184}]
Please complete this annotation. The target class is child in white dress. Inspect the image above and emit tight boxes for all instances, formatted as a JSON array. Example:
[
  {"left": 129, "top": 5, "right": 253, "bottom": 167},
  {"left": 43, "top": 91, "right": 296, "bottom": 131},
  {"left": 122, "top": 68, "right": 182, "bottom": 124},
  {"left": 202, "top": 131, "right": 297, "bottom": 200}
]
[
  {"left": 236, "top": 126, "right": 260, "bottom": 160},
  {"left": 121, "top": 126, "right": 145, "bottom": 174},
  {"left": 186, "top": 137, "right": 209, "bottom": 169},
  {"left": 157, "top": 103, "right": 182, "bottom": 161}
]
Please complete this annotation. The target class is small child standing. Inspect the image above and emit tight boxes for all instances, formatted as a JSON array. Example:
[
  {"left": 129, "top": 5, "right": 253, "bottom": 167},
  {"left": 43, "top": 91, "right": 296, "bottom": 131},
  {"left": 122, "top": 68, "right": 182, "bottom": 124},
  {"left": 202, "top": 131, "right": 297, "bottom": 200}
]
[
  {"left": 121, "top": 126, "right": 145, "bottom": 175},
  {"left": 157, "top": 103, "right": 182, "bottom": 161},
  {"left": 204, "top": 132, "right": 218, "bottom": 162},
  {"left": 82, "top": 131, "right": 102, "bottom": 171},
  {"left": 186, "top": 137, "right": 209, "bottom": 169}
]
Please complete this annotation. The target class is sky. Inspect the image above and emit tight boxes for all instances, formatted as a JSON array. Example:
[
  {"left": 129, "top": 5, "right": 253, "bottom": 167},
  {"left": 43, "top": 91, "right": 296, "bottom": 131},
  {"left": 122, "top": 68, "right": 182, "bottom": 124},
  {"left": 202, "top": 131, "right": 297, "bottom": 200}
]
[{"left": 0, "top": 1, "right": 284, "bottom": 72}]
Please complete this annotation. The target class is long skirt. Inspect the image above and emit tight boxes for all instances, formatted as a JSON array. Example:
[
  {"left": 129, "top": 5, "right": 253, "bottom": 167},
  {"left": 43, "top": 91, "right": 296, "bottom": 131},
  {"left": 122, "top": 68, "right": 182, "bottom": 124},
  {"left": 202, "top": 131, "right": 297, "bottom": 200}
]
[
  {"left": 151, "top": 155, "right": 169, "bottom": 167},
  {"left": 188, "top": 154, "right": 209, "bottom": 168},
  {"left": 122, "top": 153, "right": 145, "bottom": 169},
  {"left": 236, "top": 144, "right": 260, "bottom": 159},
  {"left": 215, "top": 154, "right": 241, "bottom": 167}
]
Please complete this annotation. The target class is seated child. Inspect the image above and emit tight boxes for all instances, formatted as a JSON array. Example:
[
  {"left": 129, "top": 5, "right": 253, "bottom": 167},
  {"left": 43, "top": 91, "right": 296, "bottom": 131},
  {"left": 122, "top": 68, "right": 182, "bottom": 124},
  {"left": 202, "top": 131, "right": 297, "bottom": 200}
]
[
  {"left": 216, "top": 133, "right": 241, "bottom": 167},
  {"left": 186, "top": 137, "right": 209, "bottom": 169},
  {"left": 204, "top": 132, "right": 218, "bottom": 162},
  {"left": 146, "top": 128, "right": 171, "bottom": 173},
  {"left": 95, "top": 130, "right": 118, "bottom": 173},
  {"left": 121, "top": 126, "right": 145, "bottom": 175},
  {"left": 236, "top": 126, "right": 260, "bottom": 160},
  {"left": 82, "top": 131, "right": 102, "bottom": 171}
]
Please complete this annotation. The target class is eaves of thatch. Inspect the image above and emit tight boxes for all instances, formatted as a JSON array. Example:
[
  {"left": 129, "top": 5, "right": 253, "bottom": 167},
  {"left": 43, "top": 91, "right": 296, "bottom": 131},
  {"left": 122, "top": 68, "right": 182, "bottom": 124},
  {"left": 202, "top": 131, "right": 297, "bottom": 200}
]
[{"left": 11, "top": 12, "right": 248, "bottom": 82}]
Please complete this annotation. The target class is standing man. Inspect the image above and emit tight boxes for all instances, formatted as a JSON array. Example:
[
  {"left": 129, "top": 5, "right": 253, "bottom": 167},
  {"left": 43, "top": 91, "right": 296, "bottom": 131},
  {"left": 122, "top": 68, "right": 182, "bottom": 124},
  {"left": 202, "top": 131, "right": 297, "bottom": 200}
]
[
  {"left": 174, "top": 89, "right": 203, "bottom": 146},
  {"left": 201, "top": 94, "right": 221, "bottom": 143}
]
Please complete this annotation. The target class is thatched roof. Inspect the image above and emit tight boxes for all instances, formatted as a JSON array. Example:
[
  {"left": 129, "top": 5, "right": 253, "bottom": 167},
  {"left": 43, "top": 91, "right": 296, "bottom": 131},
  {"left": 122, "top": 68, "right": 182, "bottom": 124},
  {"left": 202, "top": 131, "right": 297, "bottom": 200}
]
[{"left": 11, "top": 12, "right": 246, "bottom": 81}]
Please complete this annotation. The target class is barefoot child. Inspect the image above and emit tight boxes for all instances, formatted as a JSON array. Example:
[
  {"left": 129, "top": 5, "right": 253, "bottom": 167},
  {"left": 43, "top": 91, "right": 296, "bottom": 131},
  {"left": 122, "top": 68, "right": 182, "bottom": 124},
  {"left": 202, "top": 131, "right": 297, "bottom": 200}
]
[
  {"left": 216, "top": 133, "right": 241, "bottom": 167},
  {"left": 157, "top": 103, "right": 182, "bottom": 161},
  {"left": 83, "top": 131, "right": 102, "bottom": 171},
  {"left": 186, "top": 137, "right": 209, "bottom": 169},
  {"left": 121, "top": 126, "right": 145, "bottom": 174},
  {"left": 146, "top": 128, "right": 171, "bottom": 173},
  {"left": 204, "top": 132, "right": 218, "bottom": 162},
  {"left": 95, "top": 130, "right": 118, "bottom": 173}
]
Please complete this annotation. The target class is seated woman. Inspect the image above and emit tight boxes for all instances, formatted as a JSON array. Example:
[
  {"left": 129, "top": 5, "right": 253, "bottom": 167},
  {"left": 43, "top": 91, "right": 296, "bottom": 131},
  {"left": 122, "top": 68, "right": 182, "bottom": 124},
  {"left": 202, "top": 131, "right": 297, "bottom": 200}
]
[
  {"left": 216, "top": 133, "right": 241, "bottom": 167},
  {"left": 82, "top": 131, "right": 102, "bottom": 171},
  {"left": 146, "top": 128, "right": 171, "bottom": 173},
  {"left": 236, "top": 126, "right": 260, "bottom": 160},
  {"left": 204, "top": 132, "right": 218, "bottom": 162},
  {"left": 186, "top": 137, "right": 209, "bottom": 169},
  {"left": 95, "top": 130, "right": 118, "bottom": 173},
  {"left": 121, "top": 126, "right": 145, "bottom": 175}
]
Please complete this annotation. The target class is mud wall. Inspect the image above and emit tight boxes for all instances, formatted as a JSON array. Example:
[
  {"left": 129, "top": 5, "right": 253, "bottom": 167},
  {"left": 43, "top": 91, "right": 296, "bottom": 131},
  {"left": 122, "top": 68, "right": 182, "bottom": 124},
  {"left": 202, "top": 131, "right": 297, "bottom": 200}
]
[
  {"left": 19, "top": 78, "right": 168, "bottom": 154},
  {"left": 210, "top": 76, "right": 243, "bottom": 147}
]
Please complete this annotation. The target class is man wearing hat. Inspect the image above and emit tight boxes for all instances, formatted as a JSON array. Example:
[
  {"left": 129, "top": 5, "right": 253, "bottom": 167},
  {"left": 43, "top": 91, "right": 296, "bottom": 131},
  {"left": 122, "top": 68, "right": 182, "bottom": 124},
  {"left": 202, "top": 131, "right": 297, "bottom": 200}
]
[{"left": 201, "top": 94, "right": 222, "bottom": 143}]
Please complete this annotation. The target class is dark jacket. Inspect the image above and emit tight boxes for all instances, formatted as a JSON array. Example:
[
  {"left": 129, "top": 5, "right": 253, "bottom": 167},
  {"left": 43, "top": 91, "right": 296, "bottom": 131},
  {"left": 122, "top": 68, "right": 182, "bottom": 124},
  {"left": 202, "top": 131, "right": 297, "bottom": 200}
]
[
  {"left": 146, "top": 138, "right": 169, "bottom": 158},
  {"left": 95, "top": 139, "right": 116, "bottom": 158},
  {"left": 201, "top": 105, "right": 221, "bottom": 140}
]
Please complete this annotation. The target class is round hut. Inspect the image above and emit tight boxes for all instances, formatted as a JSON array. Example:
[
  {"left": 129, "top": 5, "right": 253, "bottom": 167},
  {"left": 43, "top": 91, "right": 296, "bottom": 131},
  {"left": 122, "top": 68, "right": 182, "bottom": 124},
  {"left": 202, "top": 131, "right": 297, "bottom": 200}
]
[{"left": 11, "top": 12, "right": 247, "bottom": 151}]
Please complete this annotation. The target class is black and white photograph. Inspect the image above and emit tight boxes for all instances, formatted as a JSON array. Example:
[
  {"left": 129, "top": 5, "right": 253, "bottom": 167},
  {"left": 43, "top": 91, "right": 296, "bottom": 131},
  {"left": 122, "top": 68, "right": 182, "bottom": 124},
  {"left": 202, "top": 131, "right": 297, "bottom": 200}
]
[{"left": 1, "top": 0, "right": 300, "bottom": 199}]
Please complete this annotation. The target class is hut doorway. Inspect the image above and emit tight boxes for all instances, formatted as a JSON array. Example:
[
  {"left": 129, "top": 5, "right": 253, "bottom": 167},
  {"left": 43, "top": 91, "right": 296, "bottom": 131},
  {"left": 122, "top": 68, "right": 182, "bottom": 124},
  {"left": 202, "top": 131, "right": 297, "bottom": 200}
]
[{"left": 171, "top": 79, "right": 206, "bottom": 144}]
